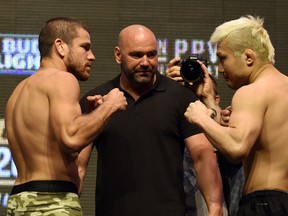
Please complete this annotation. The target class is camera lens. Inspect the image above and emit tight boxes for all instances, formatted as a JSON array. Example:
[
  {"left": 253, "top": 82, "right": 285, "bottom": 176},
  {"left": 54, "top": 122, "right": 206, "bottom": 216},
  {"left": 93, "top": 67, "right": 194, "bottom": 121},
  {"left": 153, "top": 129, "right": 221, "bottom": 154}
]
[{"left": 180, "top": 60, "right": 203, "bottom": 83}]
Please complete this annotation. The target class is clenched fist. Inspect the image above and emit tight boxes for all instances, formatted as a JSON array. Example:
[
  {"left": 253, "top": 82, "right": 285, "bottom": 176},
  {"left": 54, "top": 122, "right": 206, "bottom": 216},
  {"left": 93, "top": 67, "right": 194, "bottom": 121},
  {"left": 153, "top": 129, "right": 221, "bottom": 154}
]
[{"left": 184, "top": 100, "right": 213, "bottom": 124}]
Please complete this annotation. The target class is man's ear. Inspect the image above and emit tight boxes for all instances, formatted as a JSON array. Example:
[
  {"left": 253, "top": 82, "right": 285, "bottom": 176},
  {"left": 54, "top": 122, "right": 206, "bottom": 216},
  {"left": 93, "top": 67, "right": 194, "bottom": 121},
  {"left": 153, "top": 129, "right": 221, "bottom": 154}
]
[
  {"left": 215, "top": 95, "right": 221, "bottom": 104},
  {"left": 55, "top": 38, "right": 66, "bottom": 58},
  {"left": 244, "top": 49, "right": 255, "bottom": 67},
  {"left": 114, "top": 46, "right": 121, "bottom": 64}
]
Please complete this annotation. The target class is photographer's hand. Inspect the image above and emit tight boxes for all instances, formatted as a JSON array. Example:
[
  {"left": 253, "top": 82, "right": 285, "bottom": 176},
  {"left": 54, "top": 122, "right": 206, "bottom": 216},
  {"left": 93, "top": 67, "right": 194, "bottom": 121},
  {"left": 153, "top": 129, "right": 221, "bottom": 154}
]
[
  {"left": 193, "top": 60, "right": 222, "bottom": 124},
  {"left": 194, "top": 60, "right": 214, "bottom": 99},
  {"left": 165, "top": 57, "right": 185, "bottom": 85},
  {"left": 166, "top": 57, "right": 221, "bottom": 123}
]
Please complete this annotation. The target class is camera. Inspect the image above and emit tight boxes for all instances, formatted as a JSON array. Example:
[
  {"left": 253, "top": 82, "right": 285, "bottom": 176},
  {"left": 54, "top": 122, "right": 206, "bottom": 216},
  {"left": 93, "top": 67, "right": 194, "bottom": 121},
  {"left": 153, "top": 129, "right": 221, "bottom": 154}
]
[{"left": 179, "top": 54, "right": 208, "bottom": 83}]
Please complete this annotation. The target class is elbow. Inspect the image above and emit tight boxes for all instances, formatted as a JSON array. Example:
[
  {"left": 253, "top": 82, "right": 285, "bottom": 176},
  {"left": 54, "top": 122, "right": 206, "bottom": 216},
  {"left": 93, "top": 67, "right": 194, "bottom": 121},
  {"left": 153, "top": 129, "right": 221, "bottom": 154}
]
[
  {"left": 58, "top": 124, "right": 94, "bottom": 153},
  {"left": 60, "top": 133, "right": 87, "bottom": 153},
  {"left": 225, "top": 144, "right": 247, "bottom": 164}
]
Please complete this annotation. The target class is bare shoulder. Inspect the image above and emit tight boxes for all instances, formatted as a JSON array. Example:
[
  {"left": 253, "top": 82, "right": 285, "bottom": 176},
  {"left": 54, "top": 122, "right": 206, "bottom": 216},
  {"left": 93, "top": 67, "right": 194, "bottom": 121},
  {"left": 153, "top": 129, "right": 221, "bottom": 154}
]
[
  {"left": 275, "top": 71, "right": 288, "bottom": 91},
  {"left": 36, "top": 69, "right": 80, "bottom": 94},
  {"left": 41, "top": 69, "right": 79, "bottom": 85},
  {"left": 230, "top": 82, "right": 268, "bottom": 122},
  {"left": 232, "top": 84, "right": 258, "bottom": 104},
  {"left": 232, "top": 69, "right": 283, "bottom": 103}
]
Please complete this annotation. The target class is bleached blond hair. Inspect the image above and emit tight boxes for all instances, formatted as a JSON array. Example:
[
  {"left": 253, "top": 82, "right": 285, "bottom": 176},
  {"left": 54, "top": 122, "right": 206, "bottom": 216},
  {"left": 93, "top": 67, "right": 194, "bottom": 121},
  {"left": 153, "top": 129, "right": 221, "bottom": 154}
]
[{"left": 210, "top": 15, "right": 275, "bottom": 64}]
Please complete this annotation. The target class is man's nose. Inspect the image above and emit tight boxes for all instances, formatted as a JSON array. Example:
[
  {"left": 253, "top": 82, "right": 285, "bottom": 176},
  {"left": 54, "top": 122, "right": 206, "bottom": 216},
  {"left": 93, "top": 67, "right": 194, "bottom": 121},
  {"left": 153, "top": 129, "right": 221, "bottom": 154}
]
[
  {"left": 88, "top": 51, "right": 96, "bottom": 61},
  {"left": 140, "top": 55, "right": 149, "bottom": 66}
]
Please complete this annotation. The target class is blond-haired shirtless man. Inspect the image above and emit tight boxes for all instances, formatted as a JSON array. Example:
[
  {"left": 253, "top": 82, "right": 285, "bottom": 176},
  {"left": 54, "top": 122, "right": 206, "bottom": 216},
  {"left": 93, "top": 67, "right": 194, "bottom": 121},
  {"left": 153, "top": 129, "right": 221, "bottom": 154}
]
[{"left": 184, "top": 15, "right": 288, "bottom": 216}]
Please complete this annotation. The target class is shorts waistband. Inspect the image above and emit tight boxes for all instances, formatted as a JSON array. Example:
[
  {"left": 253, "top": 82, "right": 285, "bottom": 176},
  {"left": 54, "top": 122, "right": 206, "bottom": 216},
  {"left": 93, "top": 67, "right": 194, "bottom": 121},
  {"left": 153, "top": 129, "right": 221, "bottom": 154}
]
[
  {"left": 240, "top": 190, "right": 288, "bottom": 206},
  {"left": 10, "top": 180, "right": 78, "bottom": 195}
]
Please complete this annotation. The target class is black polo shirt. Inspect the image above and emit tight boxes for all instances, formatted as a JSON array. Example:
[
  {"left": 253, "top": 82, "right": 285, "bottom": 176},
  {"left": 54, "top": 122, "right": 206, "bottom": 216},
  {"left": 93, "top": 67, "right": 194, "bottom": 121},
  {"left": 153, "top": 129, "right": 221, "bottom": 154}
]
[{"left": 80, "top": 72, "right": 202, "bottom": 216}]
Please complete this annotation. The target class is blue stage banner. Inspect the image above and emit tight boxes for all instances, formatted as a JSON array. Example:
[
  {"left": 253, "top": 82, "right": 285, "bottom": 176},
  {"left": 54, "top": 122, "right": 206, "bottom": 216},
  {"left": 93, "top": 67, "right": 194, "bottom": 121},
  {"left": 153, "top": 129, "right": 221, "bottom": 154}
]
[{"left": 0, "top": 34, "right": 40, "bottom": 75}]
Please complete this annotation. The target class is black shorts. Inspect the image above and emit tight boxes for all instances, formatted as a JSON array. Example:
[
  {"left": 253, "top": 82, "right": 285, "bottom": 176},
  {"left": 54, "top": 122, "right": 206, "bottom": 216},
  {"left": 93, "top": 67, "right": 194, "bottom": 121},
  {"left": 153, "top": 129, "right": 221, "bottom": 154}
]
[{"left": 237, "top": 190, "right": 288, "bottom": 216}]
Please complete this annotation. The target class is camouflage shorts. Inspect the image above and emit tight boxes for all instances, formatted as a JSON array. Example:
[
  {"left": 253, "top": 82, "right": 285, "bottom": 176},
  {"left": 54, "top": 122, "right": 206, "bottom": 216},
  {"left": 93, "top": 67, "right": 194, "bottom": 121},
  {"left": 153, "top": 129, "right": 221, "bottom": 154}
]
[{"left": 6, "top": 191, "right": 83, "bottom": 216}]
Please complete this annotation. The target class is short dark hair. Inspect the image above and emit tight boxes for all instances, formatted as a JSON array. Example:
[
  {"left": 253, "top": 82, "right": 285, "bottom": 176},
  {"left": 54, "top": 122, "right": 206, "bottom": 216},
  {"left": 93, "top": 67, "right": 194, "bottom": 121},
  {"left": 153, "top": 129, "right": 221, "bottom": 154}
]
[{"left": 38, "top": 17, "right": 90, "bottom": 58}]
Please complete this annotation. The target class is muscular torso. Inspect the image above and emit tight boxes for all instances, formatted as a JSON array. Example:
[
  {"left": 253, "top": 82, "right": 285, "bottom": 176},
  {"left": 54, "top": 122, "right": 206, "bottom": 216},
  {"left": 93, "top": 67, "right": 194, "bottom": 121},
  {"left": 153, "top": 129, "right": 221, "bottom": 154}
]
[
  {"left": 241, "top": 69, "right": 288, "bottom": 194},
  {"left": 5, "top": 70, "right": 80, "bottom": 187}
]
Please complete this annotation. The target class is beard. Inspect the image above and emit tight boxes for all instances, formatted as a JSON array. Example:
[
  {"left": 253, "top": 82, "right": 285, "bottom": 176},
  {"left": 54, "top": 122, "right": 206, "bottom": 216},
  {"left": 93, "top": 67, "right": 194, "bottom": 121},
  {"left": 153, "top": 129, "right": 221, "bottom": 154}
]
[
  {"left": 132, "top": 71, "right": 155, "bottom": 84},
  {"left": 122, "top": 64, "right": 156, "bottom": 85},
  {"left": 66, "top": 52, "right": 89, "bottom": 81}
]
